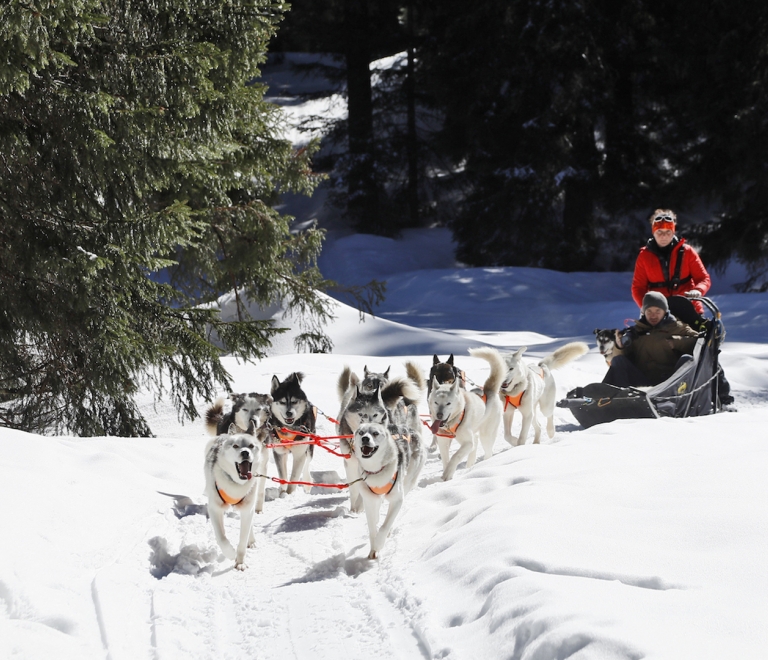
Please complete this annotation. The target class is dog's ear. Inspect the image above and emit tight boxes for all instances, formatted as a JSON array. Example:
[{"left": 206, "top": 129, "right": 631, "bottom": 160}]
[
  {"left": 383, "top": 366, "right": 390, "bottom": 378},
  {"left": 447, "top": 354, "right": 455, "bottom": 366},
  {"left": 293, "top": 371, "right": 305, "bottom": 384},
  {"left": 593, "top": 328, "right": 602, "bottom": 336},
  {"left": 246, "top": 419, "right": 257, "bottom": 435},
  {"left": 271, "top": 375, "right": 280, "bottom": 394},
  {"left": 513, "top": 346, "right": 527, "bottom": 359},
  {"left": 228, "top": 423, "right": 238, "bottom": 434},
  {"left": 433, "top": 355, "right": 440, "bottom": 365},
  {"left": 431, "top": 375, "right": 440, "bottom": 390}
]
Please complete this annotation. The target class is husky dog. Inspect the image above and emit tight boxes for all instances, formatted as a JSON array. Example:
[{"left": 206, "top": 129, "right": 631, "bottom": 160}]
[
  {"left": 269, "top": 372, "right": 316, "bottom": 495},
  {"left": 500, "top": 342, "right": 589, "bottom": 446},
  {"left": 353, "top": 421, "right": 425, "bottom": 559},
  {"left": 428, "top": 347, "right": 506, "bottom": 481},
  {"left": 336, "top": 363, "right": 425, "bottom": 512},
  {"left": 427, "top": 354, "right": 466, "bottom": 395},
  {"left": 594, "top": 328, "right": 619, "bottom": 365},
  {"left": 205, "top": 393, "right": 272, "bottom": 436},
  {"left": 204, "top": 423, "right": 267, "bottom": 570}
]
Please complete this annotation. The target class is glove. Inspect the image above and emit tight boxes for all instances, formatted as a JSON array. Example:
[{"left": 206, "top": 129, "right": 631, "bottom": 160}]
[{"left": 685, "top": 290, "right": 702, "bottom": 299}]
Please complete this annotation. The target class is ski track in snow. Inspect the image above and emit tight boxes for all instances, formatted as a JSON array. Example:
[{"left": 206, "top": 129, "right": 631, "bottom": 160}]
[{"left": 97, "top": 400, "right": 553, "bottom": 660}]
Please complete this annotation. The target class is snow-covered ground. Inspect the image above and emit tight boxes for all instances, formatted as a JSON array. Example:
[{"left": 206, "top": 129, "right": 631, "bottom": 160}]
[
  {"left": 4, "top": 52, "right": 768, "bottom": 660},
  {"left": 3, "top": 225, "right": 768, "bottom": 660}
]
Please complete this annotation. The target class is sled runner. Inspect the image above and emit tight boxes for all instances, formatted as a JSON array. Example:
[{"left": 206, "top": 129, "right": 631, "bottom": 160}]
[{"left": 557, "top": 296, "right": 726, "bottom": 428}]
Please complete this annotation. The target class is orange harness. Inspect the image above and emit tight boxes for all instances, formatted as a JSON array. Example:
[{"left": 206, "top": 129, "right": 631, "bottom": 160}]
[
  {"left": 504, "top": 391, "right": 524, "bottom": 410},
  {"left": 215, "top": 482, "right": 245, "bottom": 506},
  {"left": 435, "top": 411, "right": 466, "bottom": 438},
  {"left": 503, "top": 368, "right": 545, "bottom": 410},
  {"left": 273, "top": 426, "right": 301, "bottom": 444},
  {"left": 365, "top": 432, "right": 410, "bottom": 495}
]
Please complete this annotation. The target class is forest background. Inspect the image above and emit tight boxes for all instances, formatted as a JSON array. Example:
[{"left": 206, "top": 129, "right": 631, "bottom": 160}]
[{"left": 1, "top": 0, "right": 767, "bottom": 438}]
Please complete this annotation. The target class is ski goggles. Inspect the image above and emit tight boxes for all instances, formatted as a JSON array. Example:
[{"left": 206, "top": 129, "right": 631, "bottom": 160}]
[{"left": 652, "top": 215, "right": 676, "bottom": 232}]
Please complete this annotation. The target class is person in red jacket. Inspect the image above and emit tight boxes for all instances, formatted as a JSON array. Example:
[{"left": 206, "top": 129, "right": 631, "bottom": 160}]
[{"left": 631, "top": 209, "right": 710, "bottom": 315}]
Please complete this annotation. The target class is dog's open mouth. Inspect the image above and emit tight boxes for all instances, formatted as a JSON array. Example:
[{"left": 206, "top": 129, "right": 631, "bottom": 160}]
[
  {"left": 236, "top": 460, "right": 253, "bottom": 480},
  {"left": 360, "top": 445, "right": 378, "bottom": 459},
  {"left": 283, "top": 416, "right": 295, "bottom": 426}
]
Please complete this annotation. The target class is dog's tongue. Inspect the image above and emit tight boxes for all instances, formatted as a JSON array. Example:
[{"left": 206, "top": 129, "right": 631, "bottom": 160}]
[{"left": 429, "top": 419, "right": 441, "bottom": 434}]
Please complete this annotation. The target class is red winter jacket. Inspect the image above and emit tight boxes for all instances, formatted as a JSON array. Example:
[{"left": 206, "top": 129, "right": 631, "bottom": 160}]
[{"left": 631, "top": 237, "right": 711, "bottom": 314}]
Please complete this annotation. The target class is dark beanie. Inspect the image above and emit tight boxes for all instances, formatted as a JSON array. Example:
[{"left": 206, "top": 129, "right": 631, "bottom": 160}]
[{"left": 642, "top": 291, "right": 669, "bottom": 314}]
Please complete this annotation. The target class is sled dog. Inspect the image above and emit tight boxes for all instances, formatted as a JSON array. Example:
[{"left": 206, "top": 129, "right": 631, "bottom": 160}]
[
  {"left": 336, "top": 363, "right": 424, "bottom": 512},
  {"left": 426, "top": 354, "right": 466, "bottom": 450},
  {"left": 593, "top": 328, "right": 619, "bottom": 365},
  {"left": 428, "top": 347, "right": 505, "bottom": 481},
  {"left": 500, "top": 342, "right": 589, "bottom": 446},
  {"left": 427, "top": 354, "right": 466, "bottom": 395},
  {"left": 353, "top": 421, "right": 425, "bottom": 559},
  {"left": 204, "top": 423, "right": 268, "bottom": 570},
  {"left": 269, "top": 372, "right": 316, "bottom": 495},
  {"left": 205, "top": 393, "right": 272, "bottom": 436}
]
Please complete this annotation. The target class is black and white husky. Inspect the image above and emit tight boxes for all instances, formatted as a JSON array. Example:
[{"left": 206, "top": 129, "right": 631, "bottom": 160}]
[
  {"left": 353, "top": 421, "right": 425, "bottom": 559},
  {"left": 500, "top": 342, "right": 589, "bottom": 446},
  {"left": 205, "top": 392, "right": 273, "bottom": 436},
  {"left": 336, "top": 362, "right": 424, "bottom": 512},
  {"left": 203, "top": 423, "right": 268, "bottom": 570},
  {"left": 269, "top": 372, "right": 316, "bottom": 495},
  {"left": 593, "top": 328, "right": 619, "bottom": 365},
  {"left": 428, "top": 347, "right": 506, "bottom": 481}
]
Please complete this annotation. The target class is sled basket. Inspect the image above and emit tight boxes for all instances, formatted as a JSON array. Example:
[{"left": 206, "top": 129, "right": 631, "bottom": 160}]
[{"left": 557, "top": 296, "right": 724, "bottom": 428}]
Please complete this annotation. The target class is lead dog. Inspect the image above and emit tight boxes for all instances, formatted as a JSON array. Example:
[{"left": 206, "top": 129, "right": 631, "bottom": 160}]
[
  {"left": 336, "top": 363, "right": 424, "bottom": 512},
  {"left": 269, "top": 372, "right": 316, "bottom": 495},
  {"left": 353, "top": 421, "right": 425, "bottom": 559},
  {"left": 500, "top": 342, "right": 589, "bottom": 446},
  {"left": 428, "top": 347, "right": 506, "bottom": 481},
  {"left": 204, "top": 393, "right": 272, "bottom": 515},
  {"left": 204, "top": 423, "right": 267, "bottom": 570}
]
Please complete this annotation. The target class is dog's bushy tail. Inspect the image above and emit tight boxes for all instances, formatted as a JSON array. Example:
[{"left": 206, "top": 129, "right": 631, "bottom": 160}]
[
  {"left": 539, "top": 342, "right": 589, "bottom": 371},
  {"left": 468, "top": 347, "right": 506, "bottom": 397},
  {"left": 381, "top": 376, "right": 420, "bottom": 408},
  {"left": 404, "top": 360, "right": 426, "bottom": 395},
  {"left": 337, "top": 365, "right": 360, "bottom": 401},
  {"left": 205, "top": 398, "right": 225, "bottom": 436}
]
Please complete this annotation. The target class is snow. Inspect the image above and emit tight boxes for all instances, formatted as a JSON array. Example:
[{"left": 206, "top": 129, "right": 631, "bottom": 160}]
[
  {"left": 3, "top": 227, "right": 767, "bottom": 660},
  {"left": 4, "top": 52, "right": 768, "bottom": 660}
]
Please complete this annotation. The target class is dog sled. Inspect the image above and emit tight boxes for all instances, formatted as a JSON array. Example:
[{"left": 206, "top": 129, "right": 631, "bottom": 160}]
[{"left": 557, "top": 296, "right": 726, "bottom": 428}]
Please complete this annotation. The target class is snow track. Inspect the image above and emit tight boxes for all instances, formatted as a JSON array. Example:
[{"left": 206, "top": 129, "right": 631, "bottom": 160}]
[{"left": 139, "top": 445, "right": 452, "bottom": 660}]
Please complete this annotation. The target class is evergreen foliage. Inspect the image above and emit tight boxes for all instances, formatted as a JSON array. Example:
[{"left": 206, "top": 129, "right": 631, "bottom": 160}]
[{"left": 0, "top": 0, "right": 331, "bottom": 436}]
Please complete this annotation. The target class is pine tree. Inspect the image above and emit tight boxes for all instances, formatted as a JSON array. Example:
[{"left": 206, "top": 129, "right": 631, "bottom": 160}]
[{"left": 0, "top": 0, "right": 331, "bottom": 436}]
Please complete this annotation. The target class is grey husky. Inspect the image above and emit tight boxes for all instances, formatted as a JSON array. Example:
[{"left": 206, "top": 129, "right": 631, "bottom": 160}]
[
  {"left": 428, "top": 347, "right": 506, "bottom": 481},
  {"left": 353, "top": 421, "right": 425, "bottom": 559},
  {"left": 203, "top": 423, "right": 268, "bottom": 570},
  {"left": 336, "top": 362, "right": 425, "bottom": 512},
  {"left": 205, "top": 392, "right": 272, "bottom": 436},
  {"left": 269, "top": 372, "right": 316, "bottom": 495}
]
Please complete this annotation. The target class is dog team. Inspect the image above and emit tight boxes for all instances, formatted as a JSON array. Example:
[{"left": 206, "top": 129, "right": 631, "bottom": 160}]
[{"left": 202, "top": 342, "right": 588, "bottom": 569}]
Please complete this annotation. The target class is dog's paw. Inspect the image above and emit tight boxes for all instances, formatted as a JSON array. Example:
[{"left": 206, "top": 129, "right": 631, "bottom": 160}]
[
  {"left": 234, "top": 560, "right": 248, "bottom": 571},
  {"left": 367, "top": 549, "right": 378, "bottom": 560}
]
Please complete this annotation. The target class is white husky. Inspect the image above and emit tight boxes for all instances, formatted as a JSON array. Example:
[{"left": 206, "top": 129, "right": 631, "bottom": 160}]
[
  {"left": 500, "top": 342, "right": 589, "bottom": 446},
  {"left": 428, "top": 347, "right": 506, "bottom": 481},
  {"left": 203, "top": 423, "right": 268, "bottom": 570},
  {"left": 353, "top": 421, "right": 425, "bottom": 559}
]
